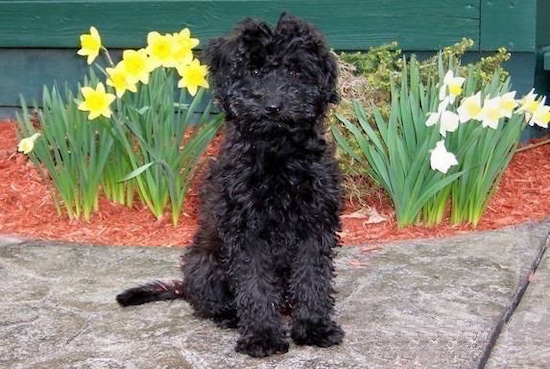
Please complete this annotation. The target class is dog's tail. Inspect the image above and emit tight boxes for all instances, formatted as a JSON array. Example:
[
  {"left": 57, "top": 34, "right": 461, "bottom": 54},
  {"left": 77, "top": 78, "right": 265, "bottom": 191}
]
[{"left": 116, "top": 280, "right": 186, "bottom": 307}]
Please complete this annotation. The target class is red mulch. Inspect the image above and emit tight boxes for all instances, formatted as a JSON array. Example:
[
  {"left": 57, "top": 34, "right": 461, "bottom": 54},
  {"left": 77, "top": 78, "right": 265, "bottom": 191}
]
[{"left": 1, "top": 120, "right": 549, "bottom": 247}]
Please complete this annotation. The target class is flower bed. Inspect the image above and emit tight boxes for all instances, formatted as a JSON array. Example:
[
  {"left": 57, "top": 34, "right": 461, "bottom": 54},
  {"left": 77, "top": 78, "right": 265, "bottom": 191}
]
[
  {"left": 1, "top": 120, "right": 548, "bottom": 247},
  {"left": 3, "top": 29, "right": 549, "bottom": 247}
]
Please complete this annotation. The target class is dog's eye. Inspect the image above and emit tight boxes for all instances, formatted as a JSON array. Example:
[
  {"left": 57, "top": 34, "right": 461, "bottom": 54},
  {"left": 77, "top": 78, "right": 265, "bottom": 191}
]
[
  {"left": 287, "top": 68, "right": 300, "bottom": 77},
  {"left": 251, "top": 68, "right": 262, "bottom": 77}
]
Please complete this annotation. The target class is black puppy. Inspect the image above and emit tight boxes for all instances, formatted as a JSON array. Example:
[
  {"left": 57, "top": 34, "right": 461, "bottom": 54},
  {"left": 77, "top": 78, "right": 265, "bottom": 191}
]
[{"left": 117, "top": 13, "right": 344, "bottom": 358}]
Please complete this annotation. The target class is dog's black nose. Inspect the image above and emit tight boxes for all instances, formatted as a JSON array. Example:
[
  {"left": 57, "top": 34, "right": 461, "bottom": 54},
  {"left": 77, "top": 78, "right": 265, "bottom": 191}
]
[{"left": 264, "top": 100, "right": 282, "bottom": 115}]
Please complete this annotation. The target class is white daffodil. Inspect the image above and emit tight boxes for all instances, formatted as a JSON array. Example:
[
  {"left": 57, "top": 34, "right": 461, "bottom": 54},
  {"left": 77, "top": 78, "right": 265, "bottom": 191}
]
[
  {"left": 528, "top": 97, "right": 550, "bottom": 128},
  {"left": 426, "top": 97, "right": 450, "bottom": 127},
  {"left": 439, "top": 70, "right": 465, "bottom": 103},
  {"left": 17, "top": 132, "right": 41, "bottom": 154},
  {"left": 517, "top": 88, "right": 540, "bottom": 121},
  {"left": 457, "top": 91, "right": 482, "bottom": 123},
  {"left": 426, "top": 97, "right": 458, "bottom": 137},
  {"left": 478, "top": 96, "right": 503, "bottom": 129},
  {"left": 439, "top": 110, "right": 460, "bottom": 137},
  {"left": 498, "top": 91, "right": 518, "bottom": 118},
  {"left": 430, "top": 140, "right": 458, "bottom": 174}
]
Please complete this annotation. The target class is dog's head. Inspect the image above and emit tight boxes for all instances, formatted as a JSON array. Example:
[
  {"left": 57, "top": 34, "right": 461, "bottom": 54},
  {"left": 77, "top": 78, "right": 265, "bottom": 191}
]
[{"left": 203, "top": 13, "right": 338, "bottom": 134}]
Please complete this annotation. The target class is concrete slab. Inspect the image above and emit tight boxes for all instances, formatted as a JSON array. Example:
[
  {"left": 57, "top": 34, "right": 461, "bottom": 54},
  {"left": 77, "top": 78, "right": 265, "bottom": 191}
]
[
  {"left": 485, "top": 234, "right": 550, "bottom": 369},
  {"left": 0, "top": 219, "right": 548, "bottom": 369}
]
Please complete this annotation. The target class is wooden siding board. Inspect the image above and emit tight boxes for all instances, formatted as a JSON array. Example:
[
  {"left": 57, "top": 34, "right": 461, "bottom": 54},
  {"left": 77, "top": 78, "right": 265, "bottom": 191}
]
[
  {"left": 0, "top": 49, "right": 94, "bottom": 107},
  {"left": 0, "top": 0, "right": 479, "bottom": 51},
  {"left": 480, "top": 0, "right": 536, "bottom": 52},
  {"left": 537, "top": 0, "right": 550, "bottom": 48}
]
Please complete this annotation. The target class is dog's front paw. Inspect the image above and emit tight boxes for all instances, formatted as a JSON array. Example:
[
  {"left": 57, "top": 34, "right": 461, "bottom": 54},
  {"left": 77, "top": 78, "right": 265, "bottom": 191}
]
[
  {"left": 291, "top": 319, "right": 344, "bottom": 347},
  {"left": 235, "top": 332, "right": 289, "bottom": 358}
]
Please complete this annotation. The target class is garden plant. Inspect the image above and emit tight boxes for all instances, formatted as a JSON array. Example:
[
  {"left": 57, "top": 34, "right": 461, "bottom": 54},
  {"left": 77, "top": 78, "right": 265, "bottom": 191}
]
[
  {"left": 14, "top": 31, "right": 549, "bottom": 231},
  {"left": 332, "top": 51, "right": 549, "bottom": 228},
  {"left": 16, "top": 27, "right": 223, "bottom": 225}
]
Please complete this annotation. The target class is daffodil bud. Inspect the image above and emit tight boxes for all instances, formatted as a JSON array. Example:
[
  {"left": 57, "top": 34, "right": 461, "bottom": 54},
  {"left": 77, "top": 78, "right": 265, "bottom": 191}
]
[{"left": 17, "top": 132, "right": 41, "bottom": 154}]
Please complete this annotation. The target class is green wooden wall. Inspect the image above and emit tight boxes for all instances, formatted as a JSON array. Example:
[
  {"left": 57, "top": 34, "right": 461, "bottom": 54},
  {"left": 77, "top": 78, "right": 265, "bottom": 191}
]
[
  {"left": 535, "top": 0, "right": 550, "bottom": 109},
  {"left": 0, "top": 0, "right": 484, "bottom": 50},
  {"left": 0, "top": 0, "right": 546, "bottom": 124}
]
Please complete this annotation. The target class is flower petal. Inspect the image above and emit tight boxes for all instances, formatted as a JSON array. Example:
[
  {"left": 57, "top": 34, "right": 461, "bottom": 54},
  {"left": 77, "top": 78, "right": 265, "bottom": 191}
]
[
  {"left": 430, "top": 140, "right": 458, "bottom": 174},
  {"left": 440, "top": 110, "right": 459, "bottom": 137},
  {"left": 78, "top": 83, "right": 116, "bottom": 120},
  {"left": 457, "top": 91, "right": 482, "bottom": 123},
  {"left": 77, "top": 26, "right": 102, "bottom": 65},
  {"left": 529, "top": 99, "right": 550, "bottom": 128}
]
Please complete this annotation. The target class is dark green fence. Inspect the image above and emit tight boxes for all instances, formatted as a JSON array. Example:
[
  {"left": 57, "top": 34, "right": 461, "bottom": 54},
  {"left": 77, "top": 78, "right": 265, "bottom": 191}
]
[{"left": 0, "top": 0, "right": 548, "bottom": 137}]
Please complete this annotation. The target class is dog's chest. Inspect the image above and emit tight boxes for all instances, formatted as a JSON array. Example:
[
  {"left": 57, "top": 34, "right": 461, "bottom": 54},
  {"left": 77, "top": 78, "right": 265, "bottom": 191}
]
[
  {"left": 250, "top": 157, "right": 317, "bottom": 211},
  {"left": 224, "top": 153, "right": 327, "bottom": 222},
  {"left": 214, "top": 135, "right": 340, "bottom": 237}
]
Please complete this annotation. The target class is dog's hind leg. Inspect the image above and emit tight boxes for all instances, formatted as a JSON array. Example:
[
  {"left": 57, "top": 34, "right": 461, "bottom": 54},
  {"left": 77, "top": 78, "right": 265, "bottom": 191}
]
[
  {"left": 181, "top": 243, "right": 238, "bottom": 328},
  {"left": 116, "top": 246, "right": 236, "bottom": 329},
  {"left": 289, "top": 233, "right": 344, "bottom": 347}
]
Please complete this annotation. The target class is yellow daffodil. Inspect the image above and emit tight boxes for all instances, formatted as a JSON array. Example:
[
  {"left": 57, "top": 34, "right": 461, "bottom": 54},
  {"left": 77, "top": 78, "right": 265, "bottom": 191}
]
[
  {"left": 478, "top": 96, "right": 503, "bottom": 129},
  {"left": 172, "top": 28, "right": 200, "bottom": 65},
  {"left": 78, "top": 82, "right": 116, "bottom": 120},
  {"left": 176, "top": 59, "right": 209, "bottom": 96},
  {"left": 77, "top": 26, "right": 102, "bottom": 65},
  {"left": 457, "top": 91, "right": 482, "bottom": 122},
  {"left": 430, "top": 140, "right": 458, "bottom": 174},
  {"left": 518, "top": 89, "right": 541, "bottom": 121},
  {"left": 121, "top": 49, "right": 154, "bottom": 85},
  {"left": 147, "top": 32, "right": 178, "bottom": 68},
  {"left": 439, "top": 70, "right": 465, "bottom": 103},
  {"left": 17, "top": 132, "right": 41, "bottom": 154},
  {"left": 106, "top": 62, "right": 138, "bottom": 98},
  {"left": 498, "top": 91, "right": 518, "bottom": 118},
  {"left": 528, "top": 97, "right": 550, "bottom": 128}
]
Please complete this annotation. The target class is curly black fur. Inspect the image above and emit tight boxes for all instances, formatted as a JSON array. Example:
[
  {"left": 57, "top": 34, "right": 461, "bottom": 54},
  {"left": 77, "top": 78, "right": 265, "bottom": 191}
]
[{"left": 117, "top": 13, "right": 344, "bottom": 358}]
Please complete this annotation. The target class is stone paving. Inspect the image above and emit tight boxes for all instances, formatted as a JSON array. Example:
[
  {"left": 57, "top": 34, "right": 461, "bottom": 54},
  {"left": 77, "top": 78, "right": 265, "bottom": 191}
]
[{"left": 0, "top": 219, "right": 548, "bottom": 368}]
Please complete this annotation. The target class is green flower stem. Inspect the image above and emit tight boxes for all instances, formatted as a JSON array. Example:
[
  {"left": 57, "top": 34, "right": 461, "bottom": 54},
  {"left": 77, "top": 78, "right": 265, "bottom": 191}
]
[{"left": 110, "top": 100, "right": 156, "bottom": 214}]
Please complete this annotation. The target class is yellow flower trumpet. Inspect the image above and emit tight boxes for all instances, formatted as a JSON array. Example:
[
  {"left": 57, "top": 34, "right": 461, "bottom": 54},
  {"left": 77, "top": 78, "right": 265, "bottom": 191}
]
[
  {"left": 107, "top": 62, "right": 138, "bottom": 98},
  {"left": 77, "top": 82, "right": 116, "bottom": 120}
]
